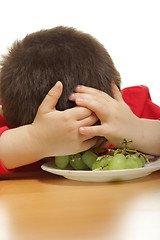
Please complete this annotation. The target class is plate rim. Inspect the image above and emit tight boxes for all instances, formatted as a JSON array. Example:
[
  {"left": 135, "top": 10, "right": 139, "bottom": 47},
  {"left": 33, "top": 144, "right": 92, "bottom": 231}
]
[{"left": 41, "top": 157, "right": 160, "bottom": 175}]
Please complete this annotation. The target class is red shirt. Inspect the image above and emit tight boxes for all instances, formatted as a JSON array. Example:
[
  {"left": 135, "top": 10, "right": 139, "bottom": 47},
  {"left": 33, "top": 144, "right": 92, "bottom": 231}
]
[
  {"left": 0, "top": 85, "right": 160, "bottom": 175},
  {"left": 0, "top": 126, "right": 14, "bottom": 174},
  {"left": 122, "top": 85, "right": 160, "bottom": 120}
]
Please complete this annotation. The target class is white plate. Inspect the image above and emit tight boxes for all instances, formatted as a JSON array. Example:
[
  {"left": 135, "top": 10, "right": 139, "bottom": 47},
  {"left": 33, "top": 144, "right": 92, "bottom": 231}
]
[{"left": 41, "top": 156, "right": 160, "bottom": 182}]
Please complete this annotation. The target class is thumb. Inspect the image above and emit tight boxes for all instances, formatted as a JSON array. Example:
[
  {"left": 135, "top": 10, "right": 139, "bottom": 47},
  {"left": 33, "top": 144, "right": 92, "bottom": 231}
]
[{"left": 38, "top": 81, "right": 63, "bottom": 113}]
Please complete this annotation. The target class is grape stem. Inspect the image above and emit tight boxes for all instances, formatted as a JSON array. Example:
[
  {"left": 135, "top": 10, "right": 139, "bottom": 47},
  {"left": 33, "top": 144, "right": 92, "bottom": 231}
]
[{"left": 91, "top": 137, "right": 149, "bottom": 163}]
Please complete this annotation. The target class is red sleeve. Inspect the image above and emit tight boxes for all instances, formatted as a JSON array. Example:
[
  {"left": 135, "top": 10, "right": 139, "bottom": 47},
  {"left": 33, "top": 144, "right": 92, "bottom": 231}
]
[
  {"left": 0, "top": 126, "right": 14, "bottom": 175},
  {"left": 122, "top": 85, "right": 160, "bottom": 120},
  {"left": 0, "top": 114, "right": 9, "bottom": 128},
  {"left": 141, "top": 99, "right": 160, "bottom": 120}
]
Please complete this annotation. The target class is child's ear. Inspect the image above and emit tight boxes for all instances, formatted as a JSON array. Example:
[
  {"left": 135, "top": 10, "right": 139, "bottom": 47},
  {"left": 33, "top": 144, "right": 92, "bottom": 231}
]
[
  {"left": 111, "top": 78, "right": 121, "bottom": 91},
  {"left": 0, "top": 105, "right": 3, "bottom": 117},
  {"left": 111, "top": 81, "right": 123, "bottom": 101}
]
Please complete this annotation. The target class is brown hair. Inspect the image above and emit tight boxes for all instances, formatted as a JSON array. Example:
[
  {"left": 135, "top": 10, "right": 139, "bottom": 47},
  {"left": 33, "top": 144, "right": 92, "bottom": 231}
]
[{"left": 0, "top": 26, "right": 121, "bottom": 128}]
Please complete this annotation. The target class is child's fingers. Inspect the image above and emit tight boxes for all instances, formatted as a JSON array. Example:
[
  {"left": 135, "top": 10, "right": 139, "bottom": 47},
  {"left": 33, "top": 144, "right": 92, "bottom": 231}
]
[
  {"left": 78, "top": 113, "right": 98, "bottom": 126},
  {"left": 81, "top": 137, "right": 98, "bottom": 151},
  {"left": 74, "top": 84, "right": 123, "bottom": 103},
  {"left": 70, "top": 93, "right": 107, "bottom": 120},
  {"left": 79, "top": 125, "right": 104, "bottom": 138},
  {"left": 38, "top": 81, "right": 63, "bottom": 113},
  {"left": 70, "top": 92, "right": 102, "bottom": 107},
  {"left": 66, "top": 106, "right": 93, "bottom": 121},
  {"left": 74, "top": 85, "right": 111, "bottom": 101}
]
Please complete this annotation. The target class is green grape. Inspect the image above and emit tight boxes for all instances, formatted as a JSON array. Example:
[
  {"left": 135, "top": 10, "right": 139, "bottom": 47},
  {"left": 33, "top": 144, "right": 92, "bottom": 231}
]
[
  {"left": 126, "top": 155, "right": 143, "bottom": 168},
  {"left": 125, "top": 156, "right": 139, "bottom": 169},
  {"left": 139, "top": 155, "right": 146, "bottom": 166},
  {"left": 81, "top": 151, "right": 98, "bottom": 169},
  {"left": 92, "top": 156, "right": 112, "bottom": 170},
  {"left": 134, "top": 153, "right": 146, "bottom": 166},
  {"left": 70, "top": 154, "right": 89, "bottom": 170},
  {"left": 108, "top": 154, "right": 126, "bottom": 170},
  {"left": 55, "top": 155, "right": 70, "bottom": 169},
  {"left": 102, "top": 165, "right": 109, "bottom": 170},
  {"left": 93, "top": 167, "right": 103, "bottom": 171},
  {"left": 133, "top": 157, "right": 143, "bottom": 168},
  {"left": 92, "top": 161, "right": 102, "bottom": 170}
]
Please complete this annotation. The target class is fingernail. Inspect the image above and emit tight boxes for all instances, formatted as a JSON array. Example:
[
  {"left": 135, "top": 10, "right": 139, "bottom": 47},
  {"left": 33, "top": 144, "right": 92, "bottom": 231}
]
[
  {"left": 55, "top": 81, "right": 61, "bottom": 88},
  {"left": 69, "top": 93, "right": 75, "bottom": 100},
  {"left": 75, "top": 85, "right": 81, "bottom": 91},
  {"left": 79, "top": 127, "right": 85, "bottom": 134}
]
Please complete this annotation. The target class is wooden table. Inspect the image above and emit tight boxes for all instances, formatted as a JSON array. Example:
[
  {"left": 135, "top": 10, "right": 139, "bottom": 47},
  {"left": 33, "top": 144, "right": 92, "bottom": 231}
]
[{"left": 0, "top": 169, "right": 160, "bottom": 240}]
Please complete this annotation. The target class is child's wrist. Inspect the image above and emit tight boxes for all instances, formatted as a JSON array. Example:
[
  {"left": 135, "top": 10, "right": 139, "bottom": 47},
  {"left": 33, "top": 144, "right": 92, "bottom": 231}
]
[
  {"left": 27, "top": 124, "right": 47, "bottom": 160},
  {"left": 122, "top": 117, "right": 145, "bottom": 152}
]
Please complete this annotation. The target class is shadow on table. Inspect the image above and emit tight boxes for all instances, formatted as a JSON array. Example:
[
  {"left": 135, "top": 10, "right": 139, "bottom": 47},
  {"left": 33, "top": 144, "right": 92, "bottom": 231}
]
[
  {"left": 0, "top": 168, "right": 159, "bottom": 187},
  {"left": 38, "top": 169, "right": 160, "bottom": 187}
]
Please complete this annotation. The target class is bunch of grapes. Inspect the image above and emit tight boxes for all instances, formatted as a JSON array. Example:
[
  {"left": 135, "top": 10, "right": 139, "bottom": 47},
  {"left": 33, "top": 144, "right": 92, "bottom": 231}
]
[{"left": 54, "top": 138, "right": 149, "bottom": 171}]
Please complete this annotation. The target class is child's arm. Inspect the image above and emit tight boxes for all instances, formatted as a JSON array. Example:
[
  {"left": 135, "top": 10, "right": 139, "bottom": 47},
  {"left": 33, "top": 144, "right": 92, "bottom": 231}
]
[
  {"left": 0, "top": 81, "right": 97, "bottom": 170},
  {"left": 69, "top": 83, "right": 160, "bottom": 156}
]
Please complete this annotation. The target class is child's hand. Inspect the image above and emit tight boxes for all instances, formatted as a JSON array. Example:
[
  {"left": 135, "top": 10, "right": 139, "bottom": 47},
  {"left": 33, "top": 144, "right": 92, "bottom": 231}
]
[
  {"left": 31, "top": 81, "right": 98, "bottom": 157},
  {"left": 69, "top": 82, "right": 139, "bottom": 148}
]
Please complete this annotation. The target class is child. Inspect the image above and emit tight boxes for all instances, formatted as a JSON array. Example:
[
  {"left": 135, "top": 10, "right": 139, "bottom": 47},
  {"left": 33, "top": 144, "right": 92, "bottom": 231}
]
[
  {"left": 0, "top": 26, "right": 121, "bottom": 175},
  {"left": 0, "top": 26, "right": 160, "bottom": 175}
]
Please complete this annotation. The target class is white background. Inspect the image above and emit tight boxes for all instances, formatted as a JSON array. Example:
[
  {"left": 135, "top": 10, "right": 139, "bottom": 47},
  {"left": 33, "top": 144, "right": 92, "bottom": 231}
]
[{"left": 0, "top": 0, "right": 159, "bottom": 105}]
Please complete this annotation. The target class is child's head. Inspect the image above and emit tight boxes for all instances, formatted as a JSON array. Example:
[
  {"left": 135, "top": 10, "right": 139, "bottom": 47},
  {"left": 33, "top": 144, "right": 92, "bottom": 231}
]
[{"left": 0, "top": 26, "right": 121, "bottom": 128}]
